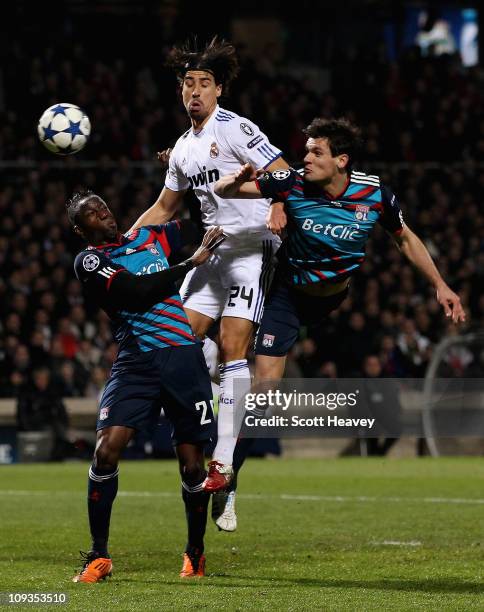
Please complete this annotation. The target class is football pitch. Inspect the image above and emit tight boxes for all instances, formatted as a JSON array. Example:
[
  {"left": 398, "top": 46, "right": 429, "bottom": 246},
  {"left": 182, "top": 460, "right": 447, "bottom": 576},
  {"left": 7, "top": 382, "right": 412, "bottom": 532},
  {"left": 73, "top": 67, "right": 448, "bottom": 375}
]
[{"left": 1, "top": 458, "right": 483, "bottom": 610}]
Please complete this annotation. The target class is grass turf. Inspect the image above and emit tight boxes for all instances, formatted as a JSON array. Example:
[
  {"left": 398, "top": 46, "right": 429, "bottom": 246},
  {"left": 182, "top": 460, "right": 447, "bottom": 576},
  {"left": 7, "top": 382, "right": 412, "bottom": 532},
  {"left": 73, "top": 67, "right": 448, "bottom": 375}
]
[{"left": 0, "top": 458, "right": 483, "bottom": 610}]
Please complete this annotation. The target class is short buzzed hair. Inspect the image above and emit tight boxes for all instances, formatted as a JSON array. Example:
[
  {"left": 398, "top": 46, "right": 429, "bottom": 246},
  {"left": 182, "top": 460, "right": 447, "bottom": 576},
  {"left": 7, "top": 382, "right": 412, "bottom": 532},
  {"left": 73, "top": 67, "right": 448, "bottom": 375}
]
[
  {"left": 66, "top": 190, "right": 100, "bottom": 226},
  {"left": 167, "top": 36, "right": 240, "bottom": 92},
  {"left": 303, "top": 118, "right": 362, "bottom": 170}
]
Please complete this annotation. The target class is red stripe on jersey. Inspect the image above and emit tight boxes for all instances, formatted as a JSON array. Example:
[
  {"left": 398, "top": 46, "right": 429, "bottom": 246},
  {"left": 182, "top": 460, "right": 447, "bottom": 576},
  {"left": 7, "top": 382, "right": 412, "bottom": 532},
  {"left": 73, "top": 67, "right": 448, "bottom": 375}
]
[
  {"left": 165, "top": 297, "right": 184, "bottom": 309},
  {"left": 341, "top": 203, "right": 362, "bottom": 210},
  {"left": 106, "top": 268, "right": 126, "bottom": 290},
  {"left": 152, "top": 309, "right": 189, "bottom": 324},
  {"left": 154, "top": 334, "right": 180, "bottom": 346},
  {"left": 152, "top": 229, "right": 171, "bottom": 258},
  {"left": 347, "top": 186, "right": 376, "bottom": 200},
  {"left": 161, "top": 323, "right": 194, "bottom": 341},
  {"left": 312, "top": 269, "right": 328, "bottom": 280},
  {"left": 91, "top": 233, "right": 123, "bottom": 249},
  {"left": 132, "top": 230, "right": 159, "bottom": 253}
]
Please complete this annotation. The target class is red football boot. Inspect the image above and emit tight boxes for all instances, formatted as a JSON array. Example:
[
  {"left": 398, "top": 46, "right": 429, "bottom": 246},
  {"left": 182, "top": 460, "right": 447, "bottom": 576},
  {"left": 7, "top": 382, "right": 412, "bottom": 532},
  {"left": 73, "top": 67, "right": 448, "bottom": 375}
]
[{"left": 202, "top": 460, "right": 234, "bottom": 492}]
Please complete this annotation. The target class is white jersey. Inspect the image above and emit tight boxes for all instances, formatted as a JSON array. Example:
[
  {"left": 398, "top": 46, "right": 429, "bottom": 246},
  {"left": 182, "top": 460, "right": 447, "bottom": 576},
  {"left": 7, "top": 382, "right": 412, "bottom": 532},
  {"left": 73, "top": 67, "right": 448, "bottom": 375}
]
[{"left": 165, "top": 105, "right": 282, "bottom": 238}]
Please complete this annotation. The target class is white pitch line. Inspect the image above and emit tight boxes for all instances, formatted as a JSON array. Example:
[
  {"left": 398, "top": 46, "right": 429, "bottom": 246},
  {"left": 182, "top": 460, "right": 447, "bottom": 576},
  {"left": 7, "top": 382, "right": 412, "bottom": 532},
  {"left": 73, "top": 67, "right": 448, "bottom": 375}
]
[
  {"left": 2, "top": 490, "right": 484, "bottom": 506},
  {"left": 372, "top": 540, "right": 422, "bottom": 547}
]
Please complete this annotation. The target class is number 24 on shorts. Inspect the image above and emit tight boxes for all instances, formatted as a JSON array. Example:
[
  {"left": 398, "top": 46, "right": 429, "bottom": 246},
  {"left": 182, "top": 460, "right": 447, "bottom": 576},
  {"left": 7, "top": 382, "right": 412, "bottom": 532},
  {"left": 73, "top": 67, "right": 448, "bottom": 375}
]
[{"left": 227, "top": 285, "right": 254, "bottom": 309}]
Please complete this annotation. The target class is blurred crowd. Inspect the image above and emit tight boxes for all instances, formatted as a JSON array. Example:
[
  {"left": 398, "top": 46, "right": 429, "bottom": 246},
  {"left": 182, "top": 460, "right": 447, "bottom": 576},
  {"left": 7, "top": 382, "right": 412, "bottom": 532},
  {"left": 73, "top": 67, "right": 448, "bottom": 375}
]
[
  {"left": 1, "top": 36, "right": 483, "bottom": 164},
  {"left": 1, "top": 40, "right": 484, "bottom": 398}
]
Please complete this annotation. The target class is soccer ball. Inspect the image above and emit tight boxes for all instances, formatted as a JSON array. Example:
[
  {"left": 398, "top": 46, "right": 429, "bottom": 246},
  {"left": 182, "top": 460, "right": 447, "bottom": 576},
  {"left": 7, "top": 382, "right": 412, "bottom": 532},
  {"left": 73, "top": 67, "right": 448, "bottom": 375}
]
[{"left": 37, "top": 103, "right": 91, "bottom": 155}]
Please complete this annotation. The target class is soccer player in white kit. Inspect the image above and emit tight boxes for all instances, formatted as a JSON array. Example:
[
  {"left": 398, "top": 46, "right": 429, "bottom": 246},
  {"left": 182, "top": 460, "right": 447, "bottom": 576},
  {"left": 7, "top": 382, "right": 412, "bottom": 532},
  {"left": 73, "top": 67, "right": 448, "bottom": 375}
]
[{"left": 133, "top": 38, "right": 288, "bottom": 498}]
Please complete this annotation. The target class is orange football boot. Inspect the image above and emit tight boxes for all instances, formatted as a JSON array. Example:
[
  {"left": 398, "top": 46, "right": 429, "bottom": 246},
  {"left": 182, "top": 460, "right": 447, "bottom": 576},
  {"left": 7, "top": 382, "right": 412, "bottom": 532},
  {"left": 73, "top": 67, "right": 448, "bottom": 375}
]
[
  {"left": 180, "top": 552, "right": 206, "bottom": 578},
  {"left": 72, "top": 551, "right": 112, "bottom": 583}
]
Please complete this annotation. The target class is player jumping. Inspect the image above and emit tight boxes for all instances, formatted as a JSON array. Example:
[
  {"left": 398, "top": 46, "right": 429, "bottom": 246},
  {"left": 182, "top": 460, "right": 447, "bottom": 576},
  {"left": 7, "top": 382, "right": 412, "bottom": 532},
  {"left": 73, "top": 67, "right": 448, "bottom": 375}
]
[
  {"left": 215, "top": 117, "right": 465, "bottom": 382},
  {"left": 133, "top": 38, "right": 288, "bottom": 520}
]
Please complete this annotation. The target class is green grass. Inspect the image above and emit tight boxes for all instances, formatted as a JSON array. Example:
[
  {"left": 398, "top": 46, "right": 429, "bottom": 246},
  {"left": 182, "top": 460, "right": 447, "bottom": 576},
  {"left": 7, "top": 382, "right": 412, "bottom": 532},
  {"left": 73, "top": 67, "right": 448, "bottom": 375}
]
[{"left": 1, "top": 458, "right": 484, "bottom": 610}]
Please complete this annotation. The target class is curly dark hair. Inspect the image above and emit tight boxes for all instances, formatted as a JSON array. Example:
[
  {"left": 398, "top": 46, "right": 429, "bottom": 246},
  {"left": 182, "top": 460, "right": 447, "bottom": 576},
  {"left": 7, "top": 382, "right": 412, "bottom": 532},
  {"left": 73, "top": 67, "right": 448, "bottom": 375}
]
[
  {"left": 166, "top": 36, "right": 240, "bottom": 91},
  {"left": 303, "top": 118, "right": 363, "bottom": 170},
  {"left": 66, "top": 190, "right": 99, "bottom": 226}
]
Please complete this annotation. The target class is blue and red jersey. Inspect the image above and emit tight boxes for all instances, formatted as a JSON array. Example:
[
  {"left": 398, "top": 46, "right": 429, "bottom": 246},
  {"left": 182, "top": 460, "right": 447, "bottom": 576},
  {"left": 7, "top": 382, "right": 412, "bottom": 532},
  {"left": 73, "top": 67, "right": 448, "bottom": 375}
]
[
  {"left": 74, "top": 221, "right": 195, "bottom": 354},
  {"left": 256, "top": 168, "right": 405, "bottom": 285}
]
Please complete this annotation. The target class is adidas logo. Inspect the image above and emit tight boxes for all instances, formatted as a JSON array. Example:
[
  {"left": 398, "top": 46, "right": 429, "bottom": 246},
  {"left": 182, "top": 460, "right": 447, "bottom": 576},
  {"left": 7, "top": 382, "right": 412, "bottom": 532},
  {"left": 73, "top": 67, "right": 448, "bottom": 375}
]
[{"left": 126, "top": 248, "right": 136, "bottom": 254}]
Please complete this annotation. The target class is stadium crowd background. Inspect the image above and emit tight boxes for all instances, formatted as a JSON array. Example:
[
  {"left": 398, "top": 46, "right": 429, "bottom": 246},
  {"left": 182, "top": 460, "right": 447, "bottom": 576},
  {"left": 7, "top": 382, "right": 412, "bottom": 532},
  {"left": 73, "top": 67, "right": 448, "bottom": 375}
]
[{"left": 1, "top": 1, "right": 483, "bottom": 401}]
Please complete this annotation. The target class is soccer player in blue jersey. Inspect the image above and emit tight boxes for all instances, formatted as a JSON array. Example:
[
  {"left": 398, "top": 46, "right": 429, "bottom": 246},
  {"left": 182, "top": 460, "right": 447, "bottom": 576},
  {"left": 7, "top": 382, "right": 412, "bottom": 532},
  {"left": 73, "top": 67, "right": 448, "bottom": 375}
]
[
  {"left": 215, "top": 117, "right": 466, "bottom": 381},
  {"left": 67, "top": 191, "right": 224, "bottom": 581}
]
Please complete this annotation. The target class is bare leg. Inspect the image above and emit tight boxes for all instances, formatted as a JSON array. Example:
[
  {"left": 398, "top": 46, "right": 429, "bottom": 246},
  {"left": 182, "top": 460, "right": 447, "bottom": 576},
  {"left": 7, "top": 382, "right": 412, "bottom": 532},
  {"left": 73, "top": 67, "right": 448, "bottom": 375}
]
[
  {"left": 184, "top": 308, "right": 214, "bottom": 339},
  {"left": 254, "top": 353, "right": 287, "bottom": 384}
]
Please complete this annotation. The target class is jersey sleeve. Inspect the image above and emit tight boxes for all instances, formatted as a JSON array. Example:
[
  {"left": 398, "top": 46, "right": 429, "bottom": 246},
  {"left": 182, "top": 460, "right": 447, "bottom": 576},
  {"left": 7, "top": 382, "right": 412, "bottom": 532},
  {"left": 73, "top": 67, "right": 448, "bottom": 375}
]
[
  {"left": 219, "top": 116, "right": 282, "bottom": 169},
  {"left": 164, "top": 143, "right": 190, "bottom": 192},
  {"left": 74, "top": 249, "right": 127, "bottom": 304},
  {"left": 378, "top": 185, "right": 405, "bottom": 235},
  {"left": 255, "top": 168, "right": 300, "bottom": 201}
]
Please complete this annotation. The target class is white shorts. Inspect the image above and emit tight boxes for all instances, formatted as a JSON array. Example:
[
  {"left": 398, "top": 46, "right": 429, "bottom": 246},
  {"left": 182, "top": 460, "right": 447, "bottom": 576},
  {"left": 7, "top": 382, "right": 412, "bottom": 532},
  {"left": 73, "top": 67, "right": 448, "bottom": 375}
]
[{"left": 180, "top": 236, "right": 278, "bottom": 323}]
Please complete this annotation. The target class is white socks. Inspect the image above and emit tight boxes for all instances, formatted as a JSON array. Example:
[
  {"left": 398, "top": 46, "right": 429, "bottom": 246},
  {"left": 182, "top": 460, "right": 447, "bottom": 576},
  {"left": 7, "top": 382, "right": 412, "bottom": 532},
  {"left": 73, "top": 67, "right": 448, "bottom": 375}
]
[
  {"left": 202, "top": 337, "right": 219, "bottom": 381},
  {"left": 213, "top": 359, "right": 251, "bottom": 465}
]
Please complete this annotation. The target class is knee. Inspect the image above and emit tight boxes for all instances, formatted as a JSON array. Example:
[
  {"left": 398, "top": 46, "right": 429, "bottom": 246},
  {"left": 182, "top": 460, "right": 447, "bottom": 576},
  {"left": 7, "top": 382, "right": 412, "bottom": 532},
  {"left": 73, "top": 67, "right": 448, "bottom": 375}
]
[
  {"left": 181, "top": 460, "right": 205, "bottom": 485},
  {"left": 255, "top": 355, "right": 286, "bottom": 383},
  {"left": 94, "top": 439, "right": 121, "bottom": 471},
  {"left": 219, "top": 335, "right": 249, "bottom": 362}
]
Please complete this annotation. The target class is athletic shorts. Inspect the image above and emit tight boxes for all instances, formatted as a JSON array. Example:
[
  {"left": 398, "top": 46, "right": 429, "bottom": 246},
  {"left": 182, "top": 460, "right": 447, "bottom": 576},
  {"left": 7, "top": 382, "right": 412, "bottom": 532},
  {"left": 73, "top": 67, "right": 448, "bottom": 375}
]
[
  {"left": 180, "top": 235, "right": 278, "bottom": 323},
  {"left": 255, "top": 277, "right": 349, "bottom": 357},
  {"left": 98, "top": 343, "right": 215, "bottom": 445}
]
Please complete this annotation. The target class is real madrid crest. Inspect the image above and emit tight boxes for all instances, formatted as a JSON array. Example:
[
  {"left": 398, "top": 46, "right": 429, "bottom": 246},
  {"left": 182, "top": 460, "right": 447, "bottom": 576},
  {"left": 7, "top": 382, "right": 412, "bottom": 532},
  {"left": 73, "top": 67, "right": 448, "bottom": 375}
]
[{"left": 210, "top": 142, "right": 219, "bottom": 158}]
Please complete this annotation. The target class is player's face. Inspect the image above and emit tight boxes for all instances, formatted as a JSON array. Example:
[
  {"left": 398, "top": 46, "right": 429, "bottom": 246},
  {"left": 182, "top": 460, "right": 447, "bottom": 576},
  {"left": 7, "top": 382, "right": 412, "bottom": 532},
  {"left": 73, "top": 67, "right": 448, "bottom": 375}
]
[
  {"left": 75, "top": 197, "right": 118, "bottom": 243},
  {"left": 182, "top": 71, "right": 222, "bottom": 124},
  {"left": 303, "top": 138, "right": 347, "bottom": 184}
]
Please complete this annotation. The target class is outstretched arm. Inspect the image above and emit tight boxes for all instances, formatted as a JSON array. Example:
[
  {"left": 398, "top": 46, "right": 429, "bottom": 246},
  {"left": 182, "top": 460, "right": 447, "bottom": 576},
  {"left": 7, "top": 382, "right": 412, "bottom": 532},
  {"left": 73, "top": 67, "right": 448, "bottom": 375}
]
[
  {"left": 108, "top": 226, "right": 224, "bottom": 311},
  {"left": 214, "top": 163, "right": 263, "bottom": 199},
  {"left": 393, "top": 225, "right": 465, "bottom": 323},
  {"left": 215, "top": 163, "right": 288, "bottom": 235}
]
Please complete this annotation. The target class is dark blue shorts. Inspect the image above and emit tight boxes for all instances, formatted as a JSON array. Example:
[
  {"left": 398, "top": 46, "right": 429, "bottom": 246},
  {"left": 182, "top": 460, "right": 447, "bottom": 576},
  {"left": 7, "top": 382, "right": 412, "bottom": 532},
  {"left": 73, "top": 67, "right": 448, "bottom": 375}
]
[
  {"left": 255, "top": 278, "right": 348, "bottom": 357},
  {"left": 98, "top": 343, "right": 215, "bottom": 446}
]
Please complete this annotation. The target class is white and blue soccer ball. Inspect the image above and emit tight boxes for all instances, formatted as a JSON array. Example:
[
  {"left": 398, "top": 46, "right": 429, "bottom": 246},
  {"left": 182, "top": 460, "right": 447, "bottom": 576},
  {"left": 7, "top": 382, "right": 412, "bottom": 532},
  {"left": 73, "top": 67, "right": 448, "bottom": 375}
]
[{"left": 37, "top": 103, "right": 91, "bottom": 155}]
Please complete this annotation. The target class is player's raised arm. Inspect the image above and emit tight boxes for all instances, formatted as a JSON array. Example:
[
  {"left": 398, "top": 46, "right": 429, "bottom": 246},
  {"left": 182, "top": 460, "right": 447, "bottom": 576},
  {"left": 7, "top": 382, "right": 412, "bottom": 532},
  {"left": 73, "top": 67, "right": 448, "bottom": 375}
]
[
  {"left": 393, "top": 225, "right": 466, "bottom": 324},
  {"left": 128, "top": 186, "right": 185, "bottom": 232},
  {"left": 214, "top": 163, "right": 263, "bottom": 199},
  {"left": 129, "top": 142, "right": 190, "bottom": 231}
]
